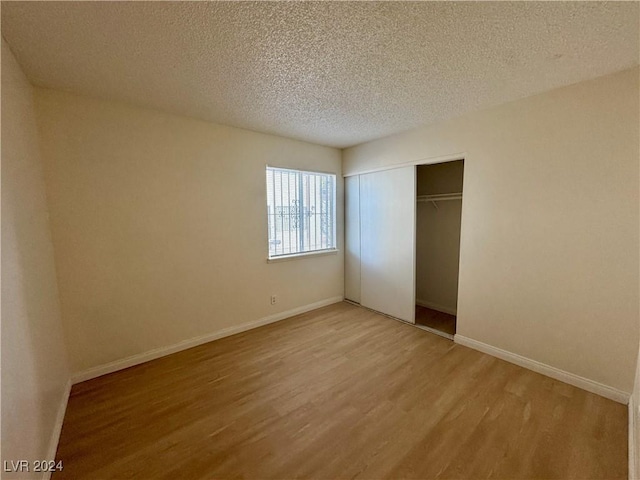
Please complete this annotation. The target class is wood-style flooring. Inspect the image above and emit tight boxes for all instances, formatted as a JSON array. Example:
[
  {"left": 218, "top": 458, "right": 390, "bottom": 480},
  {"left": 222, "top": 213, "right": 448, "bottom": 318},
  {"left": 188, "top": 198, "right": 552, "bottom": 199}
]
[
  {"left": 54, "top": 302, "right": 627, "bottom": 479},
  {"left": 415, "top": 304, "right": 457, "bottom": 336}
]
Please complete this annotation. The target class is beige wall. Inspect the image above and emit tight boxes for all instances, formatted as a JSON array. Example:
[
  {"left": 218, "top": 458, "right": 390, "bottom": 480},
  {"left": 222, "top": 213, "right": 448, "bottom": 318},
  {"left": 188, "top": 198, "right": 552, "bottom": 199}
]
[
  {"left": 33, "top": 88, "right": 344, "bottom": 374},
  {"left": 345, "top": 68, "right": 640, "bottom": 393},
  {"left": 1, "top": 40, "right": 71, "bottom": 476},
  {"left": 417, "top": 160, "right": 464, "bottom": 196},
  {"left": 416, "top": 203, "right": 462, "bottom": 314}
]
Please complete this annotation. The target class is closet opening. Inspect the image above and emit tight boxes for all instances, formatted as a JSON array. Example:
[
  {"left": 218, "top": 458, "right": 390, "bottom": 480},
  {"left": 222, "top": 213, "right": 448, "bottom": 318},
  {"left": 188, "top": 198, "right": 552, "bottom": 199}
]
[{"left": 415, "top": 160, "right": 464, "bottom": 339}]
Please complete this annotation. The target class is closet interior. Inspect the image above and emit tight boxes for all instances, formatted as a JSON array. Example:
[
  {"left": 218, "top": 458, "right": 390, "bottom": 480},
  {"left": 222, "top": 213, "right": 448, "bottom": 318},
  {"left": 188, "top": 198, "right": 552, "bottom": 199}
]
[{"left": 415, "top": 160, "right": 464, "bottom": 339}]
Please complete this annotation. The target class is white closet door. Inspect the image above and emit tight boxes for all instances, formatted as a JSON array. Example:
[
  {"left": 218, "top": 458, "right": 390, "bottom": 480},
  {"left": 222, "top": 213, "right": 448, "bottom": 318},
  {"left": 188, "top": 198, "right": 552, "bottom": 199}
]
[
  {"left": 344, "top": 175, "right": 361, "bottom": 303},
  {"left": 360, "top": 166, "right": 416, "bottom": 323}
]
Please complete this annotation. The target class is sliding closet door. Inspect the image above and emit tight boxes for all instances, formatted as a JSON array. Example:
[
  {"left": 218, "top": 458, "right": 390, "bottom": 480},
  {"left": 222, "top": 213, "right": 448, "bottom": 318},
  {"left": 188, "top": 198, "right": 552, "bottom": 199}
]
[
  {"left": 360, "top": 166, "right": 416, "bottom": 323},
  {"left": 345, "top": 175, "right": 361, "bottom": 303}
]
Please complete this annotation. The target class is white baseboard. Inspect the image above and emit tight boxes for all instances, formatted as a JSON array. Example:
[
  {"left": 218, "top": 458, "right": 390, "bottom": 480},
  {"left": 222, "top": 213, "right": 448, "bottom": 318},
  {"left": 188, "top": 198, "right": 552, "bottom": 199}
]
[
  {"left": 42, "top": 379, "right": 71, "bottom": 480},
  {"left": 72, "top": 296, "right": 344, "bottom": 384},
  {"left": 416, "top": 299, "right": 457, "bottom": 316},
  {"left": 630, "top": 395, "right": 636, "bottom": 480},
  {"left": 454, "top": 334, "right": 629, "bottom": 404}
]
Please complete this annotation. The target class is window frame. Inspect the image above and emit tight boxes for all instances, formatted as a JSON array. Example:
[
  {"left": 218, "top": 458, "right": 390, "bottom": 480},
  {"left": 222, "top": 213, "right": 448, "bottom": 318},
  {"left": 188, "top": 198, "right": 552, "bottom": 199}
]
[{"left": 265, "top": 165, "right": 338, "bottom": 261}]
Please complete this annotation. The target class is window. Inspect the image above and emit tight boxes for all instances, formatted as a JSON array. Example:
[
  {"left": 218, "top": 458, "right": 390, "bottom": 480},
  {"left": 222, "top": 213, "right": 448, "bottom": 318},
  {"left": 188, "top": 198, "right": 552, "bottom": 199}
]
[{"left": 266, "top": 166, "right": 336, "bottom": 258}]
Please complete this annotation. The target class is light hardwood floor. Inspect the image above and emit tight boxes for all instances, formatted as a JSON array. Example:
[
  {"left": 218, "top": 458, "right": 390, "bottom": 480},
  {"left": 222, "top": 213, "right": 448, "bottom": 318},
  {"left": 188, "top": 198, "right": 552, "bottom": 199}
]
[{"left": 54, "top": 302, "right": 627, "bottom": 479}]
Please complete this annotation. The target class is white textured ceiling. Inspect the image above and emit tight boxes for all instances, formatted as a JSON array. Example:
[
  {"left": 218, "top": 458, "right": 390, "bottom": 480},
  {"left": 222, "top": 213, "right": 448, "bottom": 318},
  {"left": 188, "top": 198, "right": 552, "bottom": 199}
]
[{"left": 2, "top": 1, "right": 638, "bottom": 148}]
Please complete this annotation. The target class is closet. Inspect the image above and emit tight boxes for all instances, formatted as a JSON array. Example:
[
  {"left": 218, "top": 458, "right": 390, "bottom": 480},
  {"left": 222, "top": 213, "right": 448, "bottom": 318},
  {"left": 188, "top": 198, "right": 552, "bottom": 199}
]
[
  {"left": 344, "top": 160, "right": 463, "bottom": 338},
  {"left": 415, "top": 161, "right": 464, "bottom": 338}
]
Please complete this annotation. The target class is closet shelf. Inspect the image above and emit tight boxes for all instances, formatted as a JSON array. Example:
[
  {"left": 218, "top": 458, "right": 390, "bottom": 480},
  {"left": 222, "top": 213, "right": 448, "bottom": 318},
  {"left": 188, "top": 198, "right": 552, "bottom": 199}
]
[
  {"left": 417, "top": 193, "right": 462, "bottom": 202},
  {"left": 417, "top": 193, "right": 462, "bottom": 210}
]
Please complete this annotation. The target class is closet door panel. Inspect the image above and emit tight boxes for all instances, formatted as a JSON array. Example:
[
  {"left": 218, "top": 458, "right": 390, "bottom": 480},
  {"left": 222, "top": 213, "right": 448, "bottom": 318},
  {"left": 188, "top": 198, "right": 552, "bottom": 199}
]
[
  {"left": 360, "top": 166, "right": 416, "bottom": 322},
  {"left": 345, "top": 175, "right": 361, "bottom": 303}
]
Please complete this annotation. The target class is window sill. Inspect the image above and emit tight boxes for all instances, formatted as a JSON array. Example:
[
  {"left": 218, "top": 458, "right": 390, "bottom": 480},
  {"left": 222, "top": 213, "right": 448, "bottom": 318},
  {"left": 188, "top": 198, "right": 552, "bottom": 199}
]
[{"left": 267, "top": 249, "right": 339, "bottom": 263}]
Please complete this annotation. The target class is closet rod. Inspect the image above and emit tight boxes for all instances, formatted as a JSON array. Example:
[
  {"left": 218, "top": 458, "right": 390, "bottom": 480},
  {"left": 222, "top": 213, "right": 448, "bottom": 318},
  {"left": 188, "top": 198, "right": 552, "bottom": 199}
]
[{"left": 417, "top": 193, "right": 462, "bottom": 210}]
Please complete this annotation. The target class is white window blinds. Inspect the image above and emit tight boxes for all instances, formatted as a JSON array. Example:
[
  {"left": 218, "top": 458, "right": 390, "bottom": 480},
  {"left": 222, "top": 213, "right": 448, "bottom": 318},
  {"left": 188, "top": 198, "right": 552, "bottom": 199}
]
[{"left": 266, "top": 167, "right": 336, "bottom": 258}]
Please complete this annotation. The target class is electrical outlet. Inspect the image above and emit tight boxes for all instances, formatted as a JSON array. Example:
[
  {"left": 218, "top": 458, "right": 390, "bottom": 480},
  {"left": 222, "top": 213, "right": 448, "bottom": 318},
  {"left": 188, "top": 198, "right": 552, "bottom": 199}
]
[{"left": 270, "top": 295, "right": 277, "bottom": 305}]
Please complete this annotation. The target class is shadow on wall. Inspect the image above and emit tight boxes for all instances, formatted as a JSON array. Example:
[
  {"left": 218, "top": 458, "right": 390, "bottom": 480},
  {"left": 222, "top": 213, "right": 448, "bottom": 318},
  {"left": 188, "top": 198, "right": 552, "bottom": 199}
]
[{"left": 1, "top": 37, "right": 71, "bottom": 472}]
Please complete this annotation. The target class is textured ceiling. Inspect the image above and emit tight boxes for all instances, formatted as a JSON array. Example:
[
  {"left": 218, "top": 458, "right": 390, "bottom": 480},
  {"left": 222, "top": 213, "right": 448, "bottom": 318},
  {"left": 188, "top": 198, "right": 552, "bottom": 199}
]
[{"left": 2, "top": 1, "right": 638, "bottom": 148}]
